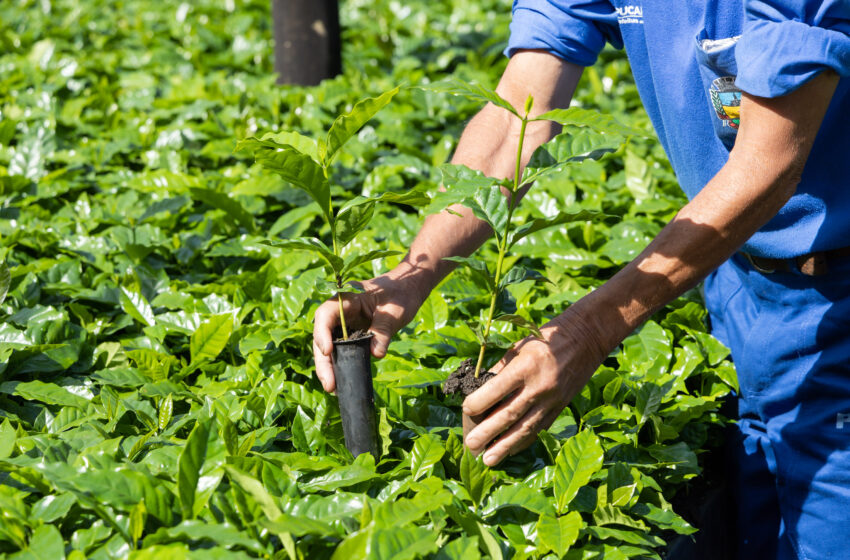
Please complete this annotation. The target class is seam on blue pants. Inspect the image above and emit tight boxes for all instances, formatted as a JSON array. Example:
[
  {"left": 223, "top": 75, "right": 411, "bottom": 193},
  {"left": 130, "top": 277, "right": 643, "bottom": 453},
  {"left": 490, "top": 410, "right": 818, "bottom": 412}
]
[{"left": 704, "top": 254, "right": 850, "bottom": 560}]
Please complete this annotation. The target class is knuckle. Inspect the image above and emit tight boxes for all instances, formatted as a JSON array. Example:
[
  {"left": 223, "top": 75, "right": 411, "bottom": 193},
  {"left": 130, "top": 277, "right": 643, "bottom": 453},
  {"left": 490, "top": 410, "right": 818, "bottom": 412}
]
[{"left": 503, "top": 406, "right": 522, "bottom": 424}]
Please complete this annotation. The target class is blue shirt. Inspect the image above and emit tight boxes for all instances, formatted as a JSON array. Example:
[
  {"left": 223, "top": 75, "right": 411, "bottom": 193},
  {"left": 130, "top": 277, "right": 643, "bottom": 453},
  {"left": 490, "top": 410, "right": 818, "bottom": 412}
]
[{"left": 507, "top": 0, "right": 850, "bottom": 258}]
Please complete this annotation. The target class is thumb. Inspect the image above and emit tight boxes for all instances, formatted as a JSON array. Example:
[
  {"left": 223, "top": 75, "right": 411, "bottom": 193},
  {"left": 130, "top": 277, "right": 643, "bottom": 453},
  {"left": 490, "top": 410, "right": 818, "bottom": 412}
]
[{"left": 369, "top": 314, "right": 397, "bottom": 359}]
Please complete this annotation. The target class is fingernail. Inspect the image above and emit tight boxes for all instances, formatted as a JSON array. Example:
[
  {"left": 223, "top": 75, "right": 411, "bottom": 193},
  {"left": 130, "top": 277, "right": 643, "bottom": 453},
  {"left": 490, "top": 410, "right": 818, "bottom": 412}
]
[
  {"left": 483, "top": 451, "right": 496, "bottom": 466},
  {"left": 466, "top": 437, "right": 479, "bottom": 449}
]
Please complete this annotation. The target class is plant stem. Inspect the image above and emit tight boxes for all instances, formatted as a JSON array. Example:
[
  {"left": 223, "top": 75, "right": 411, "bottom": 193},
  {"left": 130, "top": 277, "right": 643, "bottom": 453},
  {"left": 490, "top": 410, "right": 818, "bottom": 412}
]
[
  {"left": 337, "top": 289, "right": 349, "bottom": 340},
  {"left": 324, "top": 163, "right": 349, "bottom": 343},
  {"left": 473, "top": 113, "right": 529, "bottom": 377},
  {"left": 331, "top": 235, "right": 349, "bottom": 341}
]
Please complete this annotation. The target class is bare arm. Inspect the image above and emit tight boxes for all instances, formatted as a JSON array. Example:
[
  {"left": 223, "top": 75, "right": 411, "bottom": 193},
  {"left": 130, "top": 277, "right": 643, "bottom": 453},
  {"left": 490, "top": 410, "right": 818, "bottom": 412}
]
[{"left": 464, "top": 70, "right": 840, "bottom": 465}]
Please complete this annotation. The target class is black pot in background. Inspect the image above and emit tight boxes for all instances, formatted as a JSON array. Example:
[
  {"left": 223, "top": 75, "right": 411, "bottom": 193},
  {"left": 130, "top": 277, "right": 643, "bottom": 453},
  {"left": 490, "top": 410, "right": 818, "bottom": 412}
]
[{"left": 331, "top": 333, "right": 379, "bottom": 459}]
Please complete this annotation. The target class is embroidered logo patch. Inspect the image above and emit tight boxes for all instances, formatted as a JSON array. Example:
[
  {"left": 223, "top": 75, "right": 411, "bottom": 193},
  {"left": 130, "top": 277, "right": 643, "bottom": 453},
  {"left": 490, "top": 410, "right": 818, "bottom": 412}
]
[{"left": 710, "top": 76, "right": 742, "bottom": 129}]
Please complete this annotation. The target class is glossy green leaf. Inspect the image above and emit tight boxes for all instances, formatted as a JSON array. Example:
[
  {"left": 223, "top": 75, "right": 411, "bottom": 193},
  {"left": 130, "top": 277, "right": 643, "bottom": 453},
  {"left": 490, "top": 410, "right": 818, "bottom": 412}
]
[
  {"left": 554, "top": 429, "right": 604, "bottom": 513},
  {"left": 425, "top": 79, "right": 519, "bottom": 117},
  {"left": 177, "top": 416, "right": 227, "bottom": 520},
  {"left": 265, "top": 237, "right": 343, "bottom": 274},
  {"left": 0, "top": 261, "right": 10, "bottom": 306},
  {"left": 409, "top": 434, "right": 445, "bottom": 481},
  {"left": 533, "top": 106, "right": 642, "bottom": 136},
  {"left": 189, "top": 314, "right": 233, "bottom": 364},
  {"left": 492, "top": 314, "right": 541, "bottom": 337},
  {"left": 0, "top": 380, "right": 89, "bottom": 409},
  {"left": 443, "top": 256, "right": 493, "bottom": 289},
  {"left": 257, "top": 129, "right": 321, "bottom": 162},
  {"left": 536, "top": 511, "right": 582, "bottom": 557},
  {"left": 188, "top": 187, "right": 256, "bottom": 233},
  {"left": 241, "top": 141, "right": 331, "bottom": 223},
  {"left": 508, "top": 209, "right": 601, "bottom": 249},
  {"left": 324, "top": 87, "right": 400, "bottom": 164},
  {"left": 459, "top": 448, "right": 493, "bottom": 509},
  {"left": 523, "top": 128, "right": 621, "bottom": 186},
  {"left": 120, "top": 287, "right": 156, "bottom": 327}
]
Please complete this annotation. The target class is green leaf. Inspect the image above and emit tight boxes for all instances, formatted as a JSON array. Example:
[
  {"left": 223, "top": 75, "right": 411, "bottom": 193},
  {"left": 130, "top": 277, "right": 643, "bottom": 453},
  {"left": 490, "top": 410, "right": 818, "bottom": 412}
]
[
  {"left": 481, "top": 483, "right": 554, "bottom": 516},
  {"left": 177, "top": 416, "right": 226, "bottom": 520},
  {"left": 0, "top": 380, "right": 89, "bottom": 409},
  {"left": 462, "top": 184, "right": 510, "bottom": 241},
  {"left": 335, "top": 190, "right": 430, "bottom": 248},
  {"left": 533, "top": 106, "right": 642, "bottom": 136},
  {"left": 335, "top": 199, "right": 376, "bottom": 248},
  {"left": 373, "top": 489, "right": 452, "bottom": 528},
  {"left": 625, "top": 148, "right": 652, "bottom": 201},
  {"left": 0, "top": 261, "right": 10, "bottom": 306},
  {"left": 120, "top": 287, "right": 156, "bottom": 327},
  {"left": 498, "top": 266, "right": 549, "bottom": 289},
  {"left": 425, "top": 79, "right": 519, "bottom": 117},
  {"left": 129, "top": 501, "right": 147, "bottom": 546},
  {"left": 224, "top": 465, "right": 282, "bottom": 519},
  {"left": 493, "top": 314, "right": 541, "bottom": 337},
  {"left": 256, "top": 129, "right": 321, "bottom": 162},
  {"left": 190, "top": 314, "right": 233, "bottom": 364},
  {"left": 242, "top": 141, "right": 331, "bottom": 223},
  {"left": 553, "top": 429, "right": 604, "bottom": 513},
  {"left": 607, "top": 463, "right": 637, "bottom": 507},
  {"left": 324, "top": 87, "right": 400, "bottom": 164},
  {"left": 523, "top": 128, "right": 621, "bottom": 186},
  {"left": 409, "top": 434, "right": 445, "bottom": 481},
  {"left": 0, "top": 419, "right": 16, "bottom": 459},
  {"left": 264, "top": 237, "right": 343, "bottom": 274},
  {"left": 158, "top": 394, "right": 173, "bottom": 431},
  {"left": 188, "top": 187, "right": 256, "bottom": 233},
  {"left": 21, "top": 524, "right": 64, "bottom": 560},
  {"left": 427, "top": 163, "right": 499, "bottom": 216},
  {"left": 262, "top": 513, "right": 336, "bottom": 538},
  {"left": 459, "top": 448, "right": 493, "bottom": 509},
  {"left": 508, "top": 209, "right": 602, "bottom": 249},
  {"left": 621, "top": 321, "right": 673, "bottom": 377},
  {"left": 443, "top": 256, "right": 493, "bottom": 289},
  {"left": 536, "top": 511, "right": 582, "bottom": 557}
]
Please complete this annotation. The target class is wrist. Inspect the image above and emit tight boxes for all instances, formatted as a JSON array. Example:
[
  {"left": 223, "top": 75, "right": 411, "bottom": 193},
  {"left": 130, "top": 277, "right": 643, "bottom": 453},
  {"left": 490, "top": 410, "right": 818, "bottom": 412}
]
[
  {"left": 548, "top": 289, "right": 632, "bottom": 363},
  {"left": 382, "top": 256, "right": 439, "bottom": 304}
]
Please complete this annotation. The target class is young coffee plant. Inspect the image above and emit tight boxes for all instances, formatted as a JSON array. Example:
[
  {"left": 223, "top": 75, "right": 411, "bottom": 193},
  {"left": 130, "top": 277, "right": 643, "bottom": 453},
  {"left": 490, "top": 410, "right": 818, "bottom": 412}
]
[
  {"left": 237, "top": 87, "right": 428, "bottom": 341},
  {"left": 428, "top": 79, "right": 637, "bottom": 379}
]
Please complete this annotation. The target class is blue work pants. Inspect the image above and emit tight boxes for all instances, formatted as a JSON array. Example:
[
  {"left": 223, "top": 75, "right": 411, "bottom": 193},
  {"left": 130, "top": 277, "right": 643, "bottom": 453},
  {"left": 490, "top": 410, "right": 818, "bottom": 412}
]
[{"left": 704, "top": 254, "right": 850, "bottom": 560}]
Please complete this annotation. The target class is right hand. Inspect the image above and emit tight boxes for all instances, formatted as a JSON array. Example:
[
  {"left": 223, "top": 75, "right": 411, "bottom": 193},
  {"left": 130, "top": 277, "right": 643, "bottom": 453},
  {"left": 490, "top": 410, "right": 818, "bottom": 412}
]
[{"left": 312, "top": 273, "right": 428, "bottom": 393}]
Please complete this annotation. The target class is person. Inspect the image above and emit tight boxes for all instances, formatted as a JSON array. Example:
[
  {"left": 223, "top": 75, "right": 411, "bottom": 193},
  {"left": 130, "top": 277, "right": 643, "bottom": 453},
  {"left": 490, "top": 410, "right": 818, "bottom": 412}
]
[{"left": 312, "top": 1, "right": 850, "bottom": 558}]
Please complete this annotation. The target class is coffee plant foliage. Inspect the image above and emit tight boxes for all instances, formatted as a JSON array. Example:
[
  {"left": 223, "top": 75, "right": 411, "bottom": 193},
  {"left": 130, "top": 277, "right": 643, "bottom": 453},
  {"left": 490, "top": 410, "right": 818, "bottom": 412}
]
[{"left": 0, "top": 0, "right": 735, "bottom": 558}]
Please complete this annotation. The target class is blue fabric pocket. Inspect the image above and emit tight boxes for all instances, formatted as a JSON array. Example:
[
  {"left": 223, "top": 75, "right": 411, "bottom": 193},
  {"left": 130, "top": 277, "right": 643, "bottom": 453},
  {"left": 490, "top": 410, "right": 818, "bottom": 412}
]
[{"left": 695, "top": 28, "right": 742, "bottom": 151}]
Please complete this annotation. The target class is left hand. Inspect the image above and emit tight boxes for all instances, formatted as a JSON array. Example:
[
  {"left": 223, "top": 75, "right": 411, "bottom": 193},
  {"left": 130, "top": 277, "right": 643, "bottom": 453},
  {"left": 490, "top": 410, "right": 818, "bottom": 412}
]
[{"left": 462, "top": 308, "right": 610, "bottom": 466}]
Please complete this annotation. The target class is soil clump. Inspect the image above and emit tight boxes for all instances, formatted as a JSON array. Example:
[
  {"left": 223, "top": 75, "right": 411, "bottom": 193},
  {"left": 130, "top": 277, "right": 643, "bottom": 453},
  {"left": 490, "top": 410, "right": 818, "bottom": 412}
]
[
  {"left": 332, "top": 328, "right": 371, "bottom": 344},
  {"left": 443, "top": 358, "right": 496, "bottom": 397}
]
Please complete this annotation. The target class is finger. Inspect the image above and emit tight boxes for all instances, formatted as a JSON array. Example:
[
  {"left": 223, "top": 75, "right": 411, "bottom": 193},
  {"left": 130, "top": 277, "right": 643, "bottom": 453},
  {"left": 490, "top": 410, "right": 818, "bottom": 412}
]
[
  {"left": 312, "top": 337, "right": 336, "bottom": 393},
  {"left": 369, "top": 312, "right": 397, "bottom": 359},
  {"left": 313, "top": 300, "right": 341, "bottom": 355},
  {"left": 482, "top": 404, "right": 551, "bottom": 467},
  {"left": 462, "top": 367, "right": 523, "bottom": 417},
  {"left": 464, "top": 388, "right": 532, "bottom": 453}
]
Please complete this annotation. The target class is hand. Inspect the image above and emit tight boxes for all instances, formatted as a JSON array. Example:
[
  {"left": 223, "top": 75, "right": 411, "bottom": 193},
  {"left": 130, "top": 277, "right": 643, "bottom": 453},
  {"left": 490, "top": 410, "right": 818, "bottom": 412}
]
[
  {"left": 462, "top": 309, "right": 610, "bottom": 466},
  {"left": 313, "top": 271, "right": 428, "bottom": 393}
]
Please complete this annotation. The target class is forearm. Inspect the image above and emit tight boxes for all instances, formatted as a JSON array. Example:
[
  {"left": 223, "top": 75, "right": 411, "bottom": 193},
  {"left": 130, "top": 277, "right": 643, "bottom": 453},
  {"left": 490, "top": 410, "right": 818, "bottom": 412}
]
[
  {"left": 561, "top": 72, "right": 839, "bottom": 355},
  {"left": 571, "top": 160, "right": 794, "bottom": 353}
]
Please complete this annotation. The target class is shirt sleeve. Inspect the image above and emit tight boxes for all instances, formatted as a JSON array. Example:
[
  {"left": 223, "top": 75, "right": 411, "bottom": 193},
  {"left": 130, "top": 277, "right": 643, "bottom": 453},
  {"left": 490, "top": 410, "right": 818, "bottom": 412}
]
[
  {"left": 735, "top": 0, "right": 850, "bottom": 97},
  {"left": 505, "top": 0, "right": 623, "bottom": 67}
]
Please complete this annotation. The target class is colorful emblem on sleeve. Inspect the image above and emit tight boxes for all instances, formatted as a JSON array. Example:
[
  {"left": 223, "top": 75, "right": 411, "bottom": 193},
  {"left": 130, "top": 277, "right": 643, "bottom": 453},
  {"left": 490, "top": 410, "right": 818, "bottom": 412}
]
[{"left": 710, "top": 76, "right": 742, "bottom": 129}]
